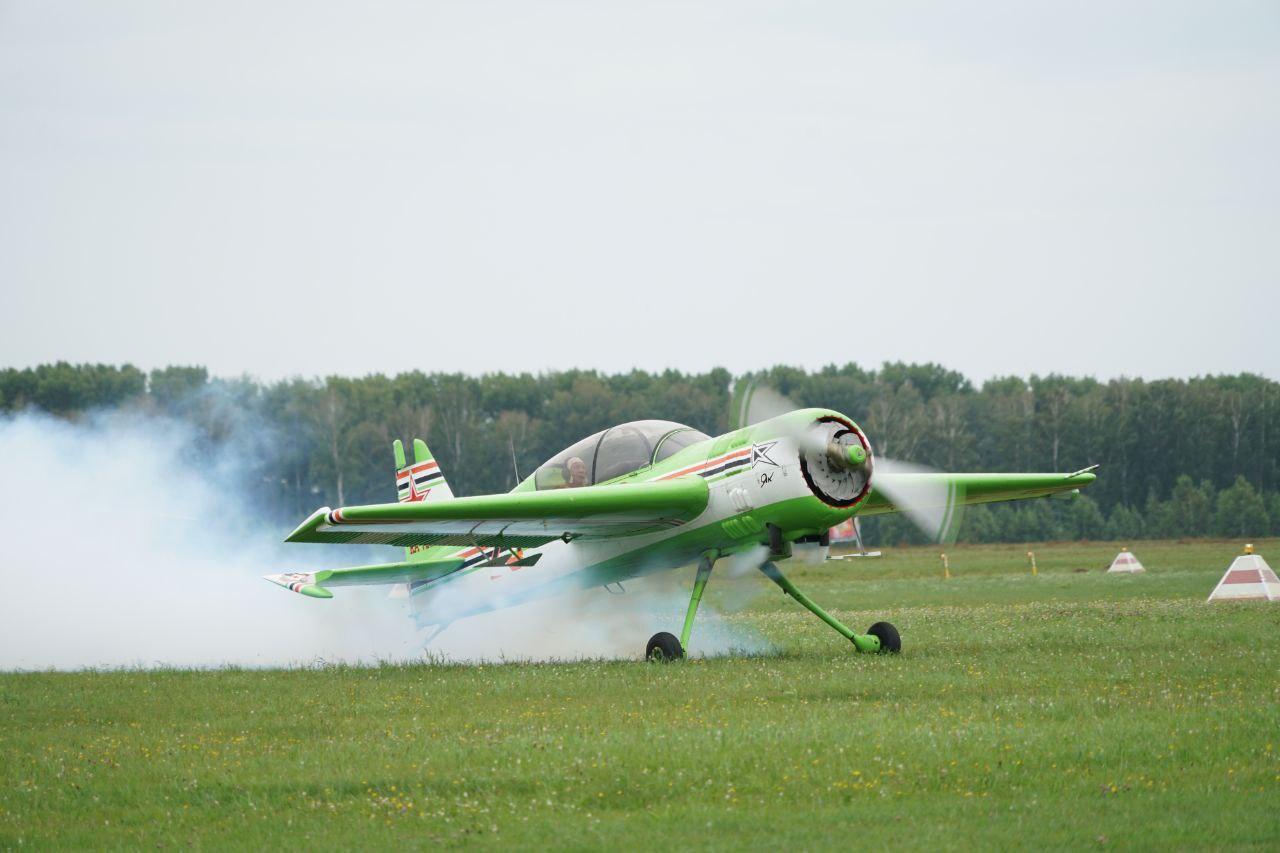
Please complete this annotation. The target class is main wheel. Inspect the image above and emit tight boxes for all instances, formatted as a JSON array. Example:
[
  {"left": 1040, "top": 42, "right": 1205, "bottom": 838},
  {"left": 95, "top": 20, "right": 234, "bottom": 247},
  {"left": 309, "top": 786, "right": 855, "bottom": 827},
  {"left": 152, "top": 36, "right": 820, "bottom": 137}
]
[
  {"left": 646, "top": 631, "right": 684, "bottom": 662},
  {"left": 866, "top": 621, "right": 901, "bottom": 654}
]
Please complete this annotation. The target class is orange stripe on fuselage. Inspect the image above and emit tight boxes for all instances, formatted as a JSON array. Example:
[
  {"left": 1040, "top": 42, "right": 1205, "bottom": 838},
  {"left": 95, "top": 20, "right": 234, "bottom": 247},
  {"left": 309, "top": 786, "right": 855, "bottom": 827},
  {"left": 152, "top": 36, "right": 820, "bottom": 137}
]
[{"left": 658, "top": 447, "right": 751, "bottom": 481}]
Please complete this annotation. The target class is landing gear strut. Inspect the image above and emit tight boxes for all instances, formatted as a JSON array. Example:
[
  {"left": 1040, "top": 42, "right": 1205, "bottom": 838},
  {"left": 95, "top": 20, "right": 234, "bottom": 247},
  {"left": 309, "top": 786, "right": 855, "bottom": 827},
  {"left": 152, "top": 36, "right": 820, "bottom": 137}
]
[
  {"left": 646, "top": 550, "right": 716, "bottom": 662},
  {"left": 757, "top": 561, "right": 900, "bottom": 654},
  {"left": 645, "top": 552, "right": 901, "bottom": 659}
]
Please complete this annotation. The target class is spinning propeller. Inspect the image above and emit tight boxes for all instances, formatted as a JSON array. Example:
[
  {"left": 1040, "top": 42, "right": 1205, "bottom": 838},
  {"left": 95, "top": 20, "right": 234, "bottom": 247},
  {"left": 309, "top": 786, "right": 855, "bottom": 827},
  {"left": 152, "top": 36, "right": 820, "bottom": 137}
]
[{"left": 728, "top": 377, "right": 965, "bottom": 543}]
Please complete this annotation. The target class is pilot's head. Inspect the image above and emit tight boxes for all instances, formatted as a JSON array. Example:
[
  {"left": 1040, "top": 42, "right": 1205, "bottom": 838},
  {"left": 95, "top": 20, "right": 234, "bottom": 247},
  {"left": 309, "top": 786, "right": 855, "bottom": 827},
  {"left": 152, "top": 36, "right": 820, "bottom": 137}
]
[{"left": 566, "top": 456, "right": 588, "bottom": 487}]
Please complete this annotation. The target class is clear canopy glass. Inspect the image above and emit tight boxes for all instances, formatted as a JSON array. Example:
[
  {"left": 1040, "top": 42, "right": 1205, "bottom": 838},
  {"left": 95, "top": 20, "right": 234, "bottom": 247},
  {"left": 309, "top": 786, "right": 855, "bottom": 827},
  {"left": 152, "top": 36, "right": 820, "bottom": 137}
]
[{"left": 533, "top": 420, "right": 711, "bottom": 489}]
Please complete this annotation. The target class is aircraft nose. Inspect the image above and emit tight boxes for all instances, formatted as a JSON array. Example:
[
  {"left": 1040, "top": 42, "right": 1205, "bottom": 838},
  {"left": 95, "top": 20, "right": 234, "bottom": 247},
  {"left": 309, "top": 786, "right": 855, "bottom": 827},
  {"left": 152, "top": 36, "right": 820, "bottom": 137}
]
[{"left": 826, "top": 439, "right": 868, "bottom": 471}]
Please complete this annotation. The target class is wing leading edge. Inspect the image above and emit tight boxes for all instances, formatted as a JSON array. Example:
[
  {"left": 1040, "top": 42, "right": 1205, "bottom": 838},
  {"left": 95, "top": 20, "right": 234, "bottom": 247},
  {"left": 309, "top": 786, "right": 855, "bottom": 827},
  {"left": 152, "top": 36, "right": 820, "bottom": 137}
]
[
  {"left": 285, "top": 478, "right": 711, "bottom": 548},
  {"left": 858, "top": 470, "right": 1097, "bottom": 517}
]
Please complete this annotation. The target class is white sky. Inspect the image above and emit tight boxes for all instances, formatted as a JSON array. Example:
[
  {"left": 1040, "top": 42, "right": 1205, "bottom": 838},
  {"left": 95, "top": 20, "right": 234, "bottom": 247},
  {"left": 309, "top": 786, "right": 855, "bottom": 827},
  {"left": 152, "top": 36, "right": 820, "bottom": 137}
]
[{"left": 1, "top": 1, "right": 1277, "bottom": 383}]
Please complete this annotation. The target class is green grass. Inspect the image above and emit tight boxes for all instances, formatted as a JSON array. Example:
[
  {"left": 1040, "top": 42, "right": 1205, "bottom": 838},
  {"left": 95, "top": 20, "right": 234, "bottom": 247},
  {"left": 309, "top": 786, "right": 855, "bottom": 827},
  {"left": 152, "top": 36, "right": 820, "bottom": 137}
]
[{"left": 3, "top": 538, "right": 1279, "bottom": 848}]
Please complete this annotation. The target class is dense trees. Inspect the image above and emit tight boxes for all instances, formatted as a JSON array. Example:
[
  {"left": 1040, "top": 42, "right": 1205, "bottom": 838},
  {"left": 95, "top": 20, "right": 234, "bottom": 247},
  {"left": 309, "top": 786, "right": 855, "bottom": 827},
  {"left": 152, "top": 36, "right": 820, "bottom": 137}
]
[
  {"left": 2, "top": 361, "right": 1277, "bottom": 542},
  {"left": 0, "top": 362, "right": 146, "bottom": 414}
]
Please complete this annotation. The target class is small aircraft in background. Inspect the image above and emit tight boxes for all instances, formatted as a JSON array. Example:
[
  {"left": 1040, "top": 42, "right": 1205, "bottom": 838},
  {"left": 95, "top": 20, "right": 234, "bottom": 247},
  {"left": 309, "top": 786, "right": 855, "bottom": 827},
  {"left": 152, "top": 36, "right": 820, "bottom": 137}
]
[{"left": 267, "top": 382, "right": 1096, "bottom": 659}]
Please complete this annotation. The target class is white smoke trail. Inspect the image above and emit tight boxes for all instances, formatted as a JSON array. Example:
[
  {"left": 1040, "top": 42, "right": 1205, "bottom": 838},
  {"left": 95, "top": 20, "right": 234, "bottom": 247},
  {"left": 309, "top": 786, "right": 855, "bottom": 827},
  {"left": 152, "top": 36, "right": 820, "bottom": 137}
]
[
  {"left": 0, "top": 409, "right": 422, "bottom": 669},
  {"left": 0, "top": 408, "right": 772, "bottom": 669},
  {"left": 413, "top": 569, "right": 771, "bottom": 663}
]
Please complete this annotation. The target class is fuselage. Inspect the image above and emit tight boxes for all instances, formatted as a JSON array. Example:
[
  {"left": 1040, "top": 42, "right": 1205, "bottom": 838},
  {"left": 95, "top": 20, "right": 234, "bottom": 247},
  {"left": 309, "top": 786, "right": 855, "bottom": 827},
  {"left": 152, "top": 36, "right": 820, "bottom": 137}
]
[{"left": 409, "top": 408, "right": 868, "bottom": 624}]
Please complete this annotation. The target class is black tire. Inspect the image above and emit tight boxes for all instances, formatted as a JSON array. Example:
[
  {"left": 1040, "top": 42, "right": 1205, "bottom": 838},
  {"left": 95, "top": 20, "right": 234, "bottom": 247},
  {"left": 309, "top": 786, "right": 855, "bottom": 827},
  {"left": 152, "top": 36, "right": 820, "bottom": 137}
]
[
  {"left": 866, "top": 621, "right": 901, "bottom": 654},
  {"left": 646, "top": 631, "right": 684, "bottom": 662}
]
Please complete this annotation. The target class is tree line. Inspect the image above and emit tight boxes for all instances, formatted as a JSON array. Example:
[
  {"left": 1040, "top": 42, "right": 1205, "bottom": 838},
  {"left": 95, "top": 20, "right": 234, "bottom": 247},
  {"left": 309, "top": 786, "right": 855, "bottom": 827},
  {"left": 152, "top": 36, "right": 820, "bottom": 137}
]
[{"left": 3, "top": 361, "right": 1277, "bottom": 544}]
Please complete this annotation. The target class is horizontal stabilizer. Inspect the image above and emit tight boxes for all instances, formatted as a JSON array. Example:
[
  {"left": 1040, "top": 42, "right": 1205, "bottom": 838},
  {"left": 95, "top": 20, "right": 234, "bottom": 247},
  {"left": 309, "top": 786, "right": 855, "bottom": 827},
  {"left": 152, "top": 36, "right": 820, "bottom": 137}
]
[
  {"left": 263, "top": 574, "right": 334, "bottom": 598},
  {"left": 263, "top": 555, "right": 467, "bottom": 599}
]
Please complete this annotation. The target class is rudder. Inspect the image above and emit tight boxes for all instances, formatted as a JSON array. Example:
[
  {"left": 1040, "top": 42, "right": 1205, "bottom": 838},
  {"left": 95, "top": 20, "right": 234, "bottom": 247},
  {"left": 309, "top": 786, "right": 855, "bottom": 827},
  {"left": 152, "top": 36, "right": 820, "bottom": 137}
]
[
  {"left": 394, "top": 438, "right": 454, "bottom": 504},
  {"left": 392, "top": 438, "right": 457, "bottom": 566}
]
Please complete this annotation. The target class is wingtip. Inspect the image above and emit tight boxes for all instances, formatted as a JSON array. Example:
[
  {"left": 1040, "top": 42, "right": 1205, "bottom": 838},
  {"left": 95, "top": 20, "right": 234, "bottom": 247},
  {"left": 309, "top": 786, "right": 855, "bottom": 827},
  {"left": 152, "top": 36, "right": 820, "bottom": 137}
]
[
  {"left": 263, "top": 572, "right": 303, "bottom": 591},
  {"left": 263, "top": 572, "right": 333, "bottom": 599},
  {"left": 1064, "top": 464, "right": 1100, "bottom": 482},
  {"left": 285, "top": 507, "right": 332, "bottom": 543}
]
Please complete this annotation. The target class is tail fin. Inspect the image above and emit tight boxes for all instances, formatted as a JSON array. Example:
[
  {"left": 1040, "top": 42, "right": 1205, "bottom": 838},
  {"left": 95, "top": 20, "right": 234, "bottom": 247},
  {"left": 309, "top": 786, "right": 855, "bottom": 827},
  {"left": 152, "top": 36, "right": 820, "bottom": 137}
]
[
  {"left": 393, "top": 438, "right": 454, "bottom": 504},
  {"left": 393, "top": 438, "right": 457, "bottom": 566}
]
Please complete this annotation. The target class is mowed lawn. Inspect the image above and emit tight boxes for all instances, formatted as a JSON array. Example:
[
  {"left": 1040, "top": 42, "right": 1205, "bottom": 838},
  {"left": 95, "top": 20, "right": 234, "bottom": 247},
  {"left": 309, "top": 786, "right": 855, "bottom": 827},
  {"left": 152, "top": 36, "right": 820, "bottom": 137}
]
[{"left": 3, "top": 539, "right": 1278, "bottom": 848}]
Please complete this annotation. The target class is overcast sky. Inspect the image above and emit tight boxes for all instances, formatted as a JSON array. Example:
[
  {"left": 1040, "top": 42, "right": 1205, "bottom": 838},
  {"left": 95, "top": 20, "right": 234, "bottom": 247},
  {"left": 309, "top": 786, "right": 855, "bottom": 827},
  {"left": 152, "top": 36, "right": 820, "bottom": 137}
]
[{"left": 1, "top": 1, "right": 1277, "bottom": 383}]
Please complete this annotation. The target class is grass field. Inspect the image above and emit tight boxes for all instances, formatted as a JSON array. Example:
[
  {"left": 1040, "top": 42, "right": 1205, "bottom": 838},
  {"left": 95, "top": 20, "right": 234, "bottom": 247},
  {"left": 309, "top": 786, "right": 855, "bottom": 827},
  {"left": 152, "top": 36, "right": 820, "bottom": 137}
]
[{"left": 3, "top": 538, "right": 1279, "bottom": 848}]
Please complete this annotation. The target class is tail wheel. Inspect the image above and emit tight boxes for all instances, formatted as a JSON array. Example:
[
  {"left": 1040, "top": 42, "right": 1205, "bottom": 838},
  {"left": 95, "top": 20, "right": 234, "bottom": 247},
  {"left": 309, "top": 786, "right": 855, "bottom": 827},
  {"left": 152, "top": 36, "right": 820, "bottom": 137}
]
[
  {"left": 867, "top": 621, "right": 901, "bottom": 654},
  {"left": 646, "top": 631, "right": 684, "bottom": 662}
]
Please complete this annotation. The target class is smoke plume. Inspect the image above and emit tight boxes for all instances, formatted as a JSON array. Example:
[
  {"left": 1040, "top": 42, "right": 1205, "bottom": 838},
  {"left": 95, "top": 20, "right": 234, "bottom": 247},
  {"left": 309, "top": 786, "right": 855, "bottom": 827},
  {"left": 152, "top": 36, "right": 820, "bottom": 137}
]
[{"left": 0, "top": 408, "right": 768, "bottom": 669}]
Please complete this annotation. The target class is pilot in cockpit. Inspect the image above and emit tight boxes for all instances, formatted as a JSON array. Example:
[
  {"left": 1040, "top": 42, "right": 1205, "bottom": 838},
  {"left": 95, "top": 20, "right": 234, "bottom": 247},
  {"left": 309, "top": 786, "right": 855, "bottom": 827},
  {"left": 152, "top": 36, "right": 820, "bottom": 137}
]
[
  {"left": 565, "top": 456, "right": 589, "bottom": 488},
  {"left": 543, "top": 456, "right": 589, "bottom": 489}
]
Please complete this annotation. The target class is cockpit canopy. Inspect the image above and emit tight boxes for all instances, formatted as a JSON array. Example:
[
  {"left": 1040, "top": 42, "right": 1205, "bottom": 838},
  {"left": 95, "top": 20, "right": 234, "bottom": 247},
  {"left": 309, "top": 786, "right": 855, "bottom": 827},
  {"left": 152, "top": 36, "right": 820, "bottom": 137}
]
[{"left": 533, "top": 420, "right": 711, "bottom": 490}]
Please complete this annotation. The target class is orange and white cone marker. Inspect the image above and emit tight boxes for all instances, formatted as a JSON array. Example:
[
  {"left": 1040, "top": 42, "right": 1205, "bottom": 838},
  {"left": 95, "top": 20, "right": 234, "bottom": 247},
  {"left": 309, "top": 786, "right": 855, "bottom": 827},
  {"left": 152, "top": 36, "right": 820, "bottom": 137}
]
[
  {"left": 1207, "top": 544, "right": 1280, "bottom": 602},
  {"left": 1107, "top": 547, "right": 1145, "bottom": 574}
]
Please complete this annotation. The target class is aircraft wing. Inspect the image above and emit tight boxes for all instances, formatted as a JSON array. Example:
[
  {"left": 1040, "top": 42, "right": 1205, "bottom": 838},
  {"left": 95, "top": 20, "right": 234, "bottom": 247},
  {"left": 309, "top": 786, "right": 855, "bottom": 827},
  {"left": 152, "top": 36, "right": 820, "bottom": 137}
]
[
  {"left": 285, "top": 478, "right": 710, "bottom": 548},
  {"left": 858, "top": 470, "right": 1097, "bottom": 517}
]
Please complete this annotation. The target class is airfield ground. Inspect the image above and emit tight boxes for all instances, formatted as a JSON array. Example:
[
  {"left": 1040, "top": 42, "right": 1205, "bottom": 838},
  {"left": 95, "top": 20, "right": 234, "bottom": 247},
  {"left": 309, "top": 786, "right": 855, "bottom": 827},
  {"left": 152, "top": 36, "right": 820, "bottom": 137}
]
[{"left": 2, "top": 538, "right": 1278, "bottom": 848}]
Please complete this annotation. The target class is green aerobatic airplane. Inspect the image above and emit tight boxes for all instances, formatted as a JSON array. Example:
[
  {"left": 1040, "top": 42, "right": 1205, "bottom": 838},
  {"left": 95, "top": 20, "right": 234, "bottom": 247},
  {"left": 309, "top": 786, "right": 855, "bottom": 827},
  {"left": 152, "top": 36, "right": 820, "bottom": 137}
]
[{"left": 268, "top": 383, "right": 1096, "bottom": 659}]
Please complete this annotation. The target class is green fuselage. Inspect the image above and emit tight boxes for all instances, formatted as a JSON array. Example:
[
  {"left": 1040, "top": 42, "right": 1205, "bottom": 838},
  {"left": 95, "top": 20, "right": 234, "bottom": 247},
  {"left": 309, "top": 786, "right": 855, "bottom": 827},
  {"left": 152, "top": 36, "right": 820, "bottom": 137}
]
[{"left": 272, "top": 407, "right": 1095, "bottom": 629}]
